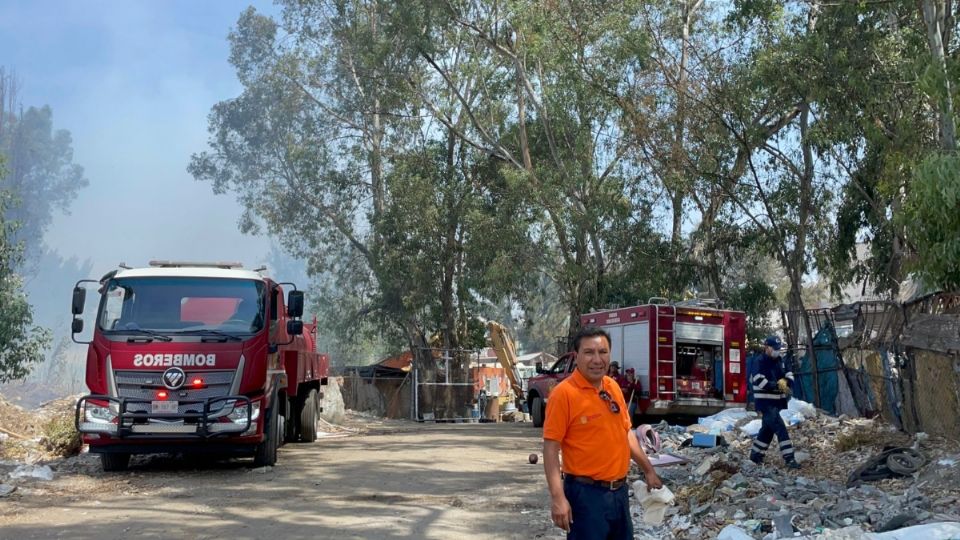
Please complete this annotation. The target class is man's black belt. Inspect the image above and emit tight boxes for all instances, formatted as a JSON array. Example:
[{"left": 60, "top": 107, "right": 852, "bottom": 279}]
[{"left": 563, "top": 474, "right": 628, "bottom": 490}]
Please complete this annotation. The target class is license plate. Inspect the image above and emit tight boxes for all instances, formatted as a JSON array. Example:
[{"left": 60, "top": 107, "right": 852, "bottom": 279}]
[{"left": 152, "top": 400, "right": 178, "bottom": 414}]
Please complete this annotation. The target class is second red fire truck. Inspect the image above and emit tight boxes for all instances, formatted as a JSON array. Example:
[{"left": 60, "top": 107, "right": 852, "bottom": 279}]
[{"left": 526, "top": 300, "right": 747, "bottom": 426}]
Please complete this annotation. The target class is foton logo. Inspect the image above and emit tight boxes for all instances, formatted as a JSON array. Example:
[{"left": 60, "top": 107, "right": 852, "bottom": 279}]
[{"left": 133, "top": 353, "right": 217, "bottom": 367}]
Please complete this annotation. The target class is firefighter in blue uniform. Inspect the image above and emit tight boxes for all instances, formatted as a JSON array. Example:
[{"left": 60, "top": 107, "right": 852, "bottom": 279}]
[{"left": 749, "top": 335, "right": 801, "bottom": 469}]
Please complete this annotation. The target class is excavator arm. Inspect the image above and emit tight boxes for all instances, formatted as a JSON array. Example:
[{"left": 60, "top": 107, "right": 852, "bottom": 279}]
[{"left": 487, "top": 321, "right": 526, "bottom": 407}]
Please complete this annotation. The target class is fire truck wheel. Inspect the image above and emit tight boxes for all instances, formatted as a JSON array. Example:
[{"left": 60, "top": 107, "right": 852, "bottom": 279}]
[
  {"left": 300, "top": 389, "right": 318, "bottom": 443},
  {"left": 253, "top": 402, "right": 279, "bottom": 467},
  {"left": 531, "top": 397, "right": 545, "bottom": 428},
  {"left": 277, "top": 408, "right": 287, "bottom": 447},
  {"left": 101, "top": 452, "right": 130, "bottom": 472},
  {"left": 283, "top": 395, "right": 298, "bottom": 444}
]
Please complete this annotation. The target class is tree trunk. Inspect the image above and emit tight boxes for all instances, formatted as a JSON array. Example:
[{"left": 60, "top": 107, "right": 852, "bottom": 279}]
[
  {"left": 667, "top": 0, "right": 701, "bottom": 247},
  {"left": 439, "top": 212, "right": 468, "bottom": 418},
  {"left": 406, "top": 320, "right": 434, "bottom": 420},
  {"left": 920, "top": 0, "right": 958, "bottom": 152},
  {"left": 794, "top": 93, "right": 820, "bottom": 407}
]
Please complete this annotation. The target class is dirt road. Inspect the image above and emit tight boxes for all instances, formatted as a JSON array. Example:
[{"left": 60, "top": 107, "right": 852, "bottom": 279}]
[{"left": 0, "top": 418, "right": 562, "bottom": 540}]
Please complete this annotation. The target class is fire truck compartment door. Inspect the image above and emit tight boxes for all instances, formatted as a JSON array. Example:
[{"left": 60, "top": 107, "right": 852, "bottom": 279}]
[
  {"left": 607, "top": 325, "right": 623, "bottom": 367},
  {"left": 622, "top": 322, "right": 649, "bottom": 393},
  {"left": 675, "top": 322, "right": 724, "bottom": 344}
]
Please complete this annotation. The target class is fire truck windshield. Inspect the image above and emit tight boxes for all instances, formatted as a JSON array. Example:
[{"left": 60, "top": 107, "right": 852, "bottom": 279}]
[{"left": 98, "top": 277, "right": 267, "bottom": 335}]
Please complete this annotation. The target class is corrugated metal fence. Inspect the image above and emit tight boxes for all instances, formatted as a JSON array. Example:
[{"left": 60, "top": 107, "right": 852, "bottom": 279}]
[{"left": 780, "top": 293, "right": 960, "bottom": 441}]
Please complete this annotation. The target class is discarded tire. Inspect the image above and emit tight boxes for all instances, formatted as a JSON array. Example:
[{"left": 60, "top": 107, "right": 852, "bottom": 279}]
[
  {"left": 886, "top": 449, "right": 923, "bottom": 475},
  {"left": 847, "top": 447, "right": 925, "bottom": 487}
]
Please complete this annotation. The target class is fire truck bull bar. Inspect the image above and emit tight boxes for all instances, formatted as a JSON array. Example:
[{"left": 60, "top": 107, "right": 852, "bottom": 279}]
[{"left": 75, "top": 394, "right": 255, "bottom": 439}]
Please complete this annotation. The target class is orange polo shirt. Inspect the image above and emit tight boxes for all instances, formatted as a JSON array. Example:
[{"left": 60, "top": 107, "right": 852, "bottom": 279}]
[{"left": 543, "top": 369, "right": 632, "bottom": 482}]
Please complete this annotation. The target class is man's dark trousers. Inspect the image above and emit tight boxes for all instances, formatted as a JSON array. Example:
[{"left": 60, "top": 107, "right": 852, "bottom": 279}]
[
  {"left": 563, "top": 476, "right": 632, "bottom": 540},
  {"left": 753, "top": 405, "right": 794, "bottom": 461}
]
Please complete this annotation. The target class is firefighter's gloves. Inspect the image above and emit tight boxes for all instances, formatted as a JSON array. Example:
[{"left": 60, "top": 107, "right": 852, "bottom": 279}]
[{"left": 777, "top": 378, "right": 791, "bottom": 395}]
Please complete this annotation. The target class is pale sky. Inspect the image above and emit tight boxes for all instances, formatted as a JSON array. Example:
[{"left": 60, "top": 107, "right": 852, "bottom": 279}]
[{"left": 0, "top": 0, "right": 281, "bottom": 278}]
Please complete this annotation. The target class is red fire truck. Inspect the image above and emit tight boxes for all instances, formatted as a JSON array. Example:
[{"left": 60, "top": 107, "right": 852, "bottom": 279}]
[
  {"left": 71, "top": 261, "right": 329, "bottom": 471},
  {"left": 526, "top": 300, "right": 747, "bottom": 426}
]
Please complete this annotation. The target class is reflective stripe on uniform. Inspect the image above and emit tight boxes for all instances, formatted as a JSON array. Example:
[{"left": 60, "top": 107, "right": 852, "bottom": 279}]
[
  {"left": 754, "top": 392, "right": 786, "bottom": 400},
  {"left": 785, "top": 372, "right": 795, "bottom": 381}
]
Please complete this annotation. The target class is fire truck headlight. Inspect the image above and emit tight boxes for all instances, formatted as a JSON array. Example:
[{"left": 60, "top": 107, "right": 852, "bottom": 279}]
[
  {"left": 227, "top": 402, "right": 259, "bottom": 424},
  {"left": 85, "top": 405, "right": 117, "bottom": 424}
]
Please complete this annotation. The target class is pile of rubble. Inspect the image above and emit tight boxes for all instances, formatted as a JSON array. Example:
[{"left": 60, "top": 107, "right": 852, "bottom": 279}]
[
  {"left": 0, "top": 394, "right": 86, "bottom": 500},
  {"left": 0, "top": 394, "right": 80, "bottom": 462},
  {"left": 627, "top": 401, "right": 960, "bottom": 539}
]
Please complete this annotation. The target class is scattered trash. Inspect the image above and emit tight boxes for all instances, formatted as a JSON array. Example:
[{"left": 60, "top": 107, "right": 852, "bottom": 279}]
[
  {"left": 623, "top": 407, "right": 959, "bottom": 539},
  {"left": 9, "top": 464, "right": 54, "bottom": 481},
  {"left": 773, "top": 511, "right": 795, "bottom": 536},
  {"left": 696, "top": 408, "right": 756, "bottom": 433},
  {"left": 788, "top": 399, "right": 817, "bottom": 420},
  {"left": 847, "top": 447, "right": 925, "bottom": 487},
  {"left": 717, "top": 525, "right": 755, "bottom": 540},
  {"left": 647, "top": 453, "right": 689, "bottom": 467},
  {"left": 636, "top": 424, "right": 663, "bottom": 455},
  {"left": 0, "top": 483, "right": 16, "bottom": 497},
  {"left": 693, "top": 454, "right": 720, "bottom": 476},
  {"left": 692, "top": 433, "right": 721, "bottom": 448},
  {"left": 633, "top": 479, "right": 675, "bottom": 525},
  {"left": 740, "top": 419, "right": 763, "bottom": 437},
  {"left": 868, "top": 521, "right": 960, "bottom": 539}
]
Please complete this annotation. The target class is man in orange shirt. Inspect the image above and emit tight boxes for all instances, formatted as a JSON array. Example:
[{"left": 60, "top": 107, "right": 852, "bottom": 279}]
[{"left": 543, "top": 327, "right": 663, "bottom": 538}]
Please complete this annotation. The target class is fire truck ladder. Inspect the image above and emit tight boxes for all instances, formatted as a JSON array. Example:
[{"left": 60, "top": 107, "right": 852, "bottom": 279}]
[{"left": 654, "top": 304, "right": 677, "bottom": 400}]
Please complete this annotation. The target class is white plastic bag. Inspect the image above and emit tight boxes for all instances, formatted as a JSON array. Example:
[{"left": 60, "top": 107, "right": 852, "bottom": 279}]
[
  {"left": 10, "top": 465, "right": 54, "bottom": 481},
  {"left": 787, "top": 398, "right": 816, "bottom": 419},
  {"left": 779, "top": 408, "right": 804, "bottom": 426},
  {"left": 632, "top": 480, "right": 676, "bottom": 525},
  {"left": 739, "top": 419, "right": 762, "bottom": 437},
  {"left": 867, "top": 522, "right": 960, "bottom": 539},
  {"left": 695, "top": 408, "right": 756, "bottom": 433},
  {"left": 717, "top": 525, "right": 755, "bottom": 540}
]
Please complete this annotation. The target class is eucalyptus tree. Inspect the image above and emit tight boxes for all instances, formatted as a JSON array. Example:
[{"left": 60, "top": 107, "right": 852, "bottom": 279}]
[
  {"left": 402, "top": 0, "right": 679, "bottom": 335},
  {"left": 191, "top": 3, "right": 445, "bottom": 410},
  {"left": 192, "top": 2, "right": 537, "bottom": 417},
  {"left": 0, "top": 69, "right": 88, "bottom": 268},
  {"left": 900, "top": 0, "right": 959, "bottom": 290},
  {"left": 0, "top": 155, "right": 50, "bottom": 383}
]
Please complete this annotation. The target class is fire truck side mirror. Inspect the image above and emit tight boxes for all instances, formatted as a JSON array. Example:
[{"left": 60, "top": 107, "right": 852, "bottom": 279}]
[
  {"left": 72, "top": 286, "right": 86, "bottom": 315},
  {"left": 535, "top": 361, "right": 544, "bottom": 374},
  {"left": 287, "top": 290, "right": 304, "bottom": 318},
  {"left": 71, "top": 318, "right": 84, "bottom": 334},
  {"left": 286, "top": 319, "right": 303, "bottom": 336}
]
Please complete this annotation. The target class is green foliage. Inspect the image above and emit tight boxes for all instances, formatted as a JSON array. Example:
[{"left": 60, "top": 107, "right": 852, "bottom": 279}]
[
  {"left": 813, "top": 3, "right": 934, "bottom": 298},
  {"left": 0, "top": 157, "right": 50, "bottom": 383},
  {"left": 902, "top": 153, "right": 960, "bottom": 290},
  {"left": 40, "top": 413, "right": 82, "bottom": 457},
  {"left": 198, "top": 0, "right": 960, "bottom": 358}
]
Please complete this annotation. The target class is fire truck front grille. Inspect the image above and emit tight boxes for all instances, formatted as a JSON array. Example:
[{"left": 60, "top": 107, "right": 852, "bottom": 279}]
[{"left": 114, "top": 370, "right": 237, "bottom": 415}]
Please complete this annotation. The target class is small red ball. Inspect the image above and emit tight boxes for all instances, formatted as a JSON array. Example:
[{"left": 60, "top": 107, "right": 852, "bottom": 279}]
[{"left": 528, "top": 453, "right": 539, "bottom": 464}]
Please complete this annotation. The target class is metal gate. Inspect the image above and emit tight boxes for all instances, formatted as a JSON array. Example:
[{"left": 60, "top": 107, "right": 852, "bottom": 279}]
[{"left": 412, "top": 347, "right": 478, "bottom": 422}]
